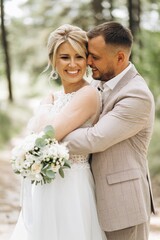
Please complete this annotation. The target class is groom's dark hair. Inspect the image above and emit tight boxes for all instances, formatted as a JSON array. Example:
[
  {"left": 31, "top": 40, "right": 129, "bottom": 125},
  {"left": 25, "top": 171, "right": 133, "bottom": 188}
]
[{"left": 87, "top": 21, "right": 133, "bottom": 49}]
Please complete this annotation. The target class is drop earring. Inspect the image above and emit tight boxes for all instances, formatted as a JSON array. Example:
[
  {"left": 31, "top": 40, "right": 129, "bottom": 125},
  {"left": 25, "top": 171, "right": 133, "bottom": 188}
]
[{"left": 50, "top": 69, "right": 58, "bottom": 80}]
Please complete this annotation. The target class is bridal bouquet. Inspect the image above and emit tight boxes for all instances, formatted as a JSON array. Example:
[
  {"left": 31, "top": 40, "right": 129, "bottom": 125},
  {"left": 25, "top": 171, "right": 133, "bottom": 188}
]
[{"left": 11, "top": 125, "right": 70, "bottom": 185}]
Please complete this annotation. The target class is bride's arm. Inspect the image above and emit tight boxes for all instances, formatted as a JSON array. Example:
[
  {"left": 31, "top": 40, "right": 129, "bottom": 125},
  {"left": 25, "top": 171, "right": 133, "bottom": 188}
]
[{"left": 49, "top": 86, "right": 100, "bottom": 140}]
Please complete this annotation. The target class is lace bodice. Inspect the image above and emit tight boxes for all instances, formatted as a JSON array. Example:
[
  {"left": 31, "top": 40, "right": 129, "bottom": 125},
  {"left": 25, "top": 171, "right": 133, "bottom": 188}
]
[
  {"left": 53, "top": 91, "right": 93, "bottom": 167},
  {"left": 28, "top": 90, "right": 102, "bottom": 168}
]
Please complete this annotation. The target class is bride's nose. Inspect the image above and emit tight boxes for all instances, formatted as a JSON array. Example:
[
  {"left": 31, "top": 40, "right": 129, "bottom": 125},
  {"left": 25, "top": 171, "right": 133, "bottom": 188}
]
[{"left": 68, "top": 58, "right": 77, "bottom": 67}]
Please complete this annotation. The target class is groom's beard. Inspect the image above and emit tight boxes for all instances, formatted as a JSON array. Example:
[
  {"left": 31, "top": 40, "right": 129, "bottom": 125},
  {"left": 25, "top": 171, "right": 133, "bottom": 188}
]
[{"left": 92, "top": 68, "right": 116, "bottom": 82}]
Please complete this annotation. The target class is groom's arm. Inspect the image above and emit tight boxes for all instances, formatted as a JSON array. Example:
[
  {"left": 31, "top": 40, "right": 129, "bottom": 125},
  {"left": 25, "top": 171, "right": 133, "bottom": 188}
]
[{"left": 63, "top": 89, "right": 154, "bottom": 155}]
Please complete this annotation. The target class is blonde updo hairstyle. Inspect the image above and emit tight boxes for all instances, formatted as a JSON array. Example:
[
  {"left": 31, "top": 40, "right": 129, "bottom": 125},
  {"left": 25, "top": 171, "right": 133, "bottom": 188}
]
[{"left": 47, "top": 24, "right": 88, "bottom": 70}]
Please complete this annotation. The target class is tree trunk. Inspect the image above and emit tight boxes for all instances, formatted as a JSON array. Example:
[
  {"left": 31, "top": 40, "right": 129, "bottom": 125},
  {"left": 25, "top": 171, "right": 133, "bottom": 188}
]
[
  {"left": 108, "top": 0, "right": 115, "bottom": 20},
  {"left": 91, "top": 0, "right": 114, "bottom": 25},
  {"left": 1, "top": 0, "right": 13, "bottom": 102},
  {"left": 128, "top": 0, "right": 142, "bottom": 62},
  {"left": 128, "top": 0, "right": 141, "bottom": 38},
  {"left": 91, "top": 0, "right": 104, "bottom": 25}
]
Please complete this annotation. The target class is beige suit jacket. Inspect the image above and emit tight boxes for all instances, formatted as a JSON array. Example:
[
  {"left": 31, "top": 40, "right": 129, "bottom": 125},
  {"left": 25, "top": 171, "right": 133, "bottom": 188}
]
[{"left": 64, "top": 65, "right": 155, "bottom": 231}]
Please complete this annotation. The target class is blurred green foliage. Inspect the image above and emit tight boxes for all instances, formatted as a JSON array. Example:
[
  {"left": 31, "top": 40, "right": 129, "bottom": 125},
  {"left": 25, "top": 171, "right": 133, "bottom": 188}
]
[
  {"left": 148, "top": 118, "right": 160, "bottom": 177},
  {"left": 133, "top": 30, "right": 160, "bottom": 117},
  {"left": 0, "top": 110, "right": 12, "bottom": 146},
  {"left": 0, "top": 102, "right": 32, "bottom": 150}
]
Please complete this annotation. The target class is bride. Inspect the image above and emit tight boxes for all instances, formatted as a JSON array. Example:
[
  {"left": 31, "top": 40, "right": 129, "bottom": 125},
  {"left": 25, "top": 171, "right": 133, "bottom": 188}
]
[{"left": 10, "top": 24, "right": 107, "bottom": 240}]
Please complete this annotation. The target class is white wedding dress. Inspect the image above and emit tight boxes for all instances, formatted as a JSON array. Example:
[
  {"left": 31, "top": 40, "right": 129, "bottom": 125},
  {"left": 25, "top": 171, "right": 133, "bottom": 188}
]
[{"left": 9, "top": 90, "right": 107, "bottom": 240}]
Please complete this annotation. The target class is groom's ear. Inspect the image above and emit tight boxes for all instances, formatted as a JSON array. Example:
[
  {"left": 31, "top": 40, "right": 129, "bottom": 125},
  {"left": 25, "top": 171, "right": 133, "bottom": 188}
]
[{"left": 117, "top": 51, "right": 125, "bottom": 64}]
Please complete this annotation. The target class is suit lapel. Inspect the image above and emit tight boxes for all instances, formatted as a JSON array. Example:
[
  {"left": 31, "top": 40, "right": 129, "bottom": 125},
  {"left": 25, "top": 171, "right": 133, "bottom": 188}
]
[
  {"left": 91, "top": 65, "right": 141, "bottom": 115},
  {"left": 100, "top": 65, "right": 140, "bottom": 115},
  {"left": 107, "top": 65, "right": 139, "bottom": 102}
]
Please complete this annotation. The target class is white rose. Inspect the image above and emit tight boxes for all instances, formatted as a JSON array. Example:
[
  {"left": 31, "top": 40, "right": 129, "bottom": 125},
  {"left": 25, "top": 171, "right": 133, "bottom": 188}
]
[
  {"left": 13, "top": 155, "right": 26, "bottom": 171},
  {"left": 23, "top": 161, "right": 32, "bottom": 169},
  {"left": 42, "top": 146, "right": 51, "bottom": 159},
  {"left": 56, "top": 144, "right": 69, "bottom": 159},
  {"left": 25, "top": 154, "right": 35, "bottom": 163},
  {"left": 49, "top": 145, "right": 58, "bottom": 158},
  {"left": 31, "top": 162, "right": 42, "bottom": 174}
]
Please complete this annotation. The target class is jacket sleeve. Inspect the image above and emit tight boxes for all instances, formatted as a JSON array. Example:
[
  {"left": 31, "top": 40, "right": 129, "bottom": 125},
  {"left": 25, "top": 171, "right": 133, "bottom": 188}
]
[{"left": 63, "top": 87, "right": 154, "bottom": 155}]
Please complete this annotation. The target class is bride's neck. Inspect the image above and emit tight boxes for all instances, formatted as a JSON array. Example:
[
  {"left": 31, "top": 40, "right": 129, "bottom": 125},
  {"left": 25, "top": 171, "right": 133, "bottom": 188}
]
[{"left": 63, "top": 79, "right": 89, "bottom": 94}]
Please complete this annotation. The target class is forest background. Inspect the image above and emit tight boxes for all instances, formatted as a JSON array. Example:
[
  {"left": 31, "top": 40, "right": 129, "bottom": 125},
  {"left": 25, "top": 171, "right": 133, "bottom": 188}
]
[{"left": 0, "top": 0, "right": 160, "bottom": 238}]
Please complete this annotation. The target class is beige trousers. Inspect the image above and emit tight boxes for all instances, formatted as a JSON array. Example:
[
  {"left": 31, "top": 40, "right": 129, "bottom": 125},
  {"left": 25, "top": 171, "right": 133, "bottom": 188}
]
[{"left": 105, "top": 221, "right": 150, "bottom": 240}]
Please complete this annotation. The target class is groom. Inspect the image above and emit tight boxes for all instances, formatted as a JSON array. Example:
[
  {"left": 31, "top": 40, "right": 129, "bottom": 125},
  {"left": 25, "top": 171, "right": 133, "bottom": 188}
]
[{"left": 64, "top": 22, "right": 155, "bottom": 240}]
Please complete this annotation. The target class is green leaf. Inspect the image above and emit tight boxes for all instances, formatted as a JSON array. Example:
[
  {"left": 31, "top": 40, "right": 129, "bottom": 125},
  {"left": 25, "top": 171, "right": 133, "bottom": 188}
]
[
  {"left": 44, "top": 125, "right": 55, "bottom": 138},
  {"left": 45, "top": 178, "right": 52, "bottom": 184},
  {"left": 14, "top": 170, "right": 21, "bottom": 174},
  {"left": 35, "top": 138, "right": 46, "bottom": 147},
  {"left": 46, "top": 170, "right": 56, "bottom": 179},
  {"left": 41, "top": 168, "right": 48, "bottom": 176},
  {"left": 59, "top": 167, "right": 64, "bottom": 178},
  {"left": 42, "top": 164, "right": 49, "bottom": 170},
  {"left": 64, "top": 160, "right": 71, "bottom": 168}
]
